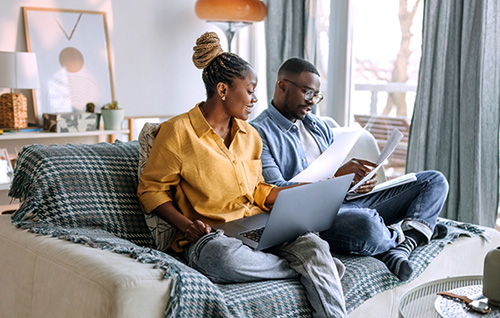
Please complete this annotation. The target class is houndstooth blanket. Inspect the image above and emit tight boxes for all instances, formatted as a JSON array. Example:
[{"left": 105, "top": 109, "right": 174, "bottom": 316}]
[{"left": 9, "top": 141, "right": 488, "bottom": 317}]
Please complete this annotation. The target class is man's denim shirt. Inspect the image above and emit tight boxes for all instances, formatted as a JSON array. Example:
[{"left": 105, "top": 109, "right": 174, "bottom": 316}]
[{"left": 250, "top": 102, "right": 335, "bottom": 187}]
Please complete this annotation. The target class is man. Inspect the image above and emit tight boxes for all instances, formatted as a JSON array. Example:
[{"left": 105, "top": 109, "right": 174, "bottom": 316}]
[{"left": 250, "top": 57, "right": 449, "bottom": 281}]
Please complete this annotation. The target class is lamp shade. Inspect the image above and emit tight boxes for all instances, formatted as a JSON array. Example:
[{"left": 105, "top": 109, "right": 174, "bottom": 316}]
[
  {"left": 195, "top": 0, "right": 267, "bottom": 23},
  {"left": 0, "top": 52, "right": 40, "bottom": 89}
]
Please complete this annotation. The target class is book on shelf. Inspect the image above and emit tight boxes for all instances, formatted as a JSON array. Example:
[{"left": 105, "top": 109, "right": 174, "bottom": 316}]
[
  {"left": 0, "top": 124, "right": 43, "bottom": 134},
  {"left": 0, "top": 125, "right": 44, "bottom": 134}
]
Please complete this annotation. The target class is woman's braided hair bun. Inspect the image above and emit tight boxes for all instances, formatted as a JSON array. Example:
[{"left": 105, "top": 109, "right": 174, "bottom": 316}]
[{"left": 193, "top": 32, "right": 224, "bottom": 70}]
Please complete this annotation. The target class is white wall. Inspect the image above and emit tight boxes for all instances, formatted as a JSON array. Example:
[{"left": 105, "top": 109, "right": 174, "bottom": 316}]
[{"left": 0, "top": 0, "right": 224, "bottom": 118}]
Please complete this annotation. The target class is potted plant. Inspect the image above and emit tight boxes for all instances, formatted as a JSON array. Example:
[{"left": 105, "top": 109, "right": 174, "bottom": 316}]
[{"left": 100, "top": 101, "right": 125, "bottom": 130}]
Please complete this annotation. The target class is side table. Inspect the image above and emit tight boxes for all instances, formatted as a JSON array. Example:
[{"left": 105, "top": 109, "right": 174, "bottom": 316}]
[{"left": 399, "top": 275, "right": 492, "bottom": 318}]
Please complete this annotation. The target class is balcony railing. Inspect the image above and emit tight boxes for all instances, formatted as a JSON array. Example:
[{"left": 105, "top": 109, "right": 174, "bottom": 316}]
[{"left": 354, "top": 82, "right": 417, "bottom": 114}]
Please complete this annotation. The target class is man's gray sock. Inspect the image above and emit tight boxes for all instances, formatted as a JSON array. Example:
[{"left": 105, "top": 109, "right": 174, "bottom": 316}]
[{"left": 376, "top": 236, "right": 417, "bottom": 281}]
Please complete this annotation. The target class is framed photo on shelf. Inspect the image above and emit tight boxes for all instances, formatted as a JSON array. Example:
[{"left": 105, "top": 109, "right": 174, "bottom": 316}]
[
  {"left": 23, "top": 7, "right": 115, "bottom": 124},
  {"left": 0, "top": 149, "right": 14, "bottom": 185}
]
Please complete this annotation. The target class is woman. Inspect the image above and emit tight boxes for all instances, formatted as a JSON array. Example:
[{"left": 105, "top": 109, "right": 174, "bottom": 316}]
[{"left": 138, "top": 32, "right": 347, "bottom": 318}]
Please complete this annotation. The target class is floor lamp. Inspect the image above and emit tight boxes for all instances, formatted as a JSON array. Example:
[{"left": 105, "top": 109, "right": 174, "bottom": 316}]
[{"left": 194, "top": 0, "right": 267, "bottom": 52}]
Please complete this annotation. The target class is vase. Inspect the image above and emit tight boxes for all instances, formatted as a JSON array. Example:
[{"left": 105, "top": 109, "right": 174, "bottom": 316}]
[
  {"left": 483, "top": 246, "right": 500, "bottom": 306},
  {"left": 101, "top": 109, "right": 125, "bottom": 130}
]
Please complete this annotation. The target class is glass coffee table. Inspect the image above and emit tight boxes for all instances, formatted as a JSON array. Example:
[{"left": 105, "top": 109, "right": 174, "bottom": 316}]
[{"left": 399, "top": 275, "right": 500, "bottom": 318}]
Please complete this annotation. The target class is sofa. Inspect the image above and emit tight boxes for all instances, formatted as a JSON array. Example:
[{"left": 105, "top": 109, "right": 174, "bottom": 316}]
[{"left": 0, "top": 126, "right": 499, "bottom": 318}]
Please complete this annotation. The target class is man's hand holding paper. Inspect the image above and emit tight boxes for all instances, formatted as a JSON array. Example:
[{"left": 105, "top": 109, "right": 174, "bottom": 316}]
[
  {"left": 335, "top": 158, "right": 378, "bottom": 193},
  {"left": 354, "top": 178, "right": 377, "bottom": 193},
  {"left": 335, "top": 158, "right": 376, "bottom": 184},
  {"left": 348, "top": 128, "right": 404, "bottom": 193}
]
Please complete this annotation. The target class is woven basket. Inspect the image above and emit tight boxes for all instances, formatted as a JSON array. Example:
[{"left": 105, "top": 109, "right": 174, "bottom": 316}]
[{"left": 0, "top": 93, "right": 28, "bottom": 129}]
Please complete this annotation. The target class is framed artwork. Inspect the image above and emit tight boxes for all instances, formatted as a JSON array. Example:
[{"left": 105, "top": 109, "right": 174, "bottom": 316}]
[
  {"left": 0, "top": 149, "right": 14, "bottom": 185},
  {"left": 23, "top": 7, "right": 115, "bottom": 123}
]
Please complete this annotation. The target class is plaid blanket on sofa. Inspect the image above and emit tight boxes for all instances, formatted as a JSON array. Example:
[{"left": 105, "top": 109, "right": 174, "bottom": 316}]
[{"left": 9, "top": 142, "right": 488, "bottom": 317}]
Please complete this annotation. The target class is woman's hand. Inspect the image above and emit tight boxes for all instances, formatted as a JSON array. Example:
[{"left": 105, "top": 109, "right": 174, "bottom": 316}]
[
  {"left": 353, "top": 178, "right": 377, "bottom": 193},
  {"left": 152, "top": 203, "right": 212, "bottom": 244},
  {"left": 335, "top": 158, "right": 377, "bottom": 184},
  {"left": 184, "top": 220, "right": 212, "bottom": 243}
]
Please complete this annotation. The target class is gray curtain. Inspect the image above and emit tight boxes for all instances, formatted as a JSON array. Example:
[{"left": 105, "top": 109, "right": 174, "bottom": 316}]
[
  {"left": 265, "top": 0, "right": 306, "bottom": 101},
  {"left": 407, "top": 0, "right": 500, "bottom": 227}
]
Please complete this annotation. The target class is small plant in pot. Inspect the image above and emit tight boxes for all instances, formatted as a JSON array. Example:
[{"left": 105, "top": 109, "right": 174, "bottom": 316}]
[{"left": 101, "top": 101, "right": 125, "bottom": 130}]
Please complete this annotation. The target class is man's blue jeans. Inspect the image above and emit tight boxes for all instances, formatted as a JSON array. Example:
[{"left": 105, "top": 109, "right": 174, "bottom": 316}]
[
  {"left": 184, "top": 230, "right": 347, "bottom": 318},
  {"left": 320, "top": 170, "right": 449, "bottom": 255}
]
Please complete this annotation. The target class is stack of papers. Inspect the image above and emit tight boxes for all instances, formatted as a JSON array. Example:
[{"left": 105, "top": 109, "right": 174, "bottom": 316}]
[
  {"left": 290, "top": 128, "right": 363, "bottom": 183},
  {"left": 289, "top": 127, "right": 416, "bottom": 199}
]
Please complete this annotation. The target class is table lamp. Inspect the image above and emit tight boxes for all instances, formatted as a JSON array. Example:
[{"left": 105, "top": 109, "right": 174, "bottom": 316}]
[
  {"left": 0, "top": 52, "right": 40, "bottom": 128},
  {"left": 194, "top": 0, "right": 267, "bottom": 52}
]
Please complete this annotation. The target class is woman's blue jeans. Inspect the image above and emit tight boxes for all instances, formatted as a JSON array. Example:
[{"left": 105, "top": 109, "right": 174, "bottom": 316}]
[
  {"left": 320, "top": 170, "right": 449, "bottom": 255},
  {"left": 184, "top": 231, "right": 347, "bottom": 318}
]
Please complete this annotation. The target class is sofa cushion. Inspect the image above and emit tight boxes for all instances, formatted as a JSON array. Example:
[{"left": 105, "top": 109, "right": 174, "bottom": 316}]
[
  {"left": 138, "top": 122, "right": 177, "bottom": 251},
  {"left": 9, "top": 141, "right": 154, "bottom": 247}
]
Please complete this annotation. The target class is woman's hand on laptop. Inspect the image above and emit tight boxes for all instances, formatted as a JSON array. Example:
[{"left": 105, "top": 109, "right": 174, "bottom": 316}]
[{"left": 185, "top": 220, "right": 212, "bottom": 243}]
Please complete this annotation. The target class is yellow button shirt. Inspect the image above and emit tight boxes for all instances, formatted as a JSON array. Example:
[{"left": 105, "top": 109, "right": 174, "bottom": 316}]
[{"left": 137, "top": 104, "right": 275, "bottom": 251}]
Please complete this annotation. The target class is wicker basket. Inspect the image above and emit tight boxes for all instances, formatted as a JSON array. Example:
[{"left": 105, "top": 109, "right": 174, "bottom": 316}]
[{"left": 0, "top": 93, "right": 28, "bottom": 129}]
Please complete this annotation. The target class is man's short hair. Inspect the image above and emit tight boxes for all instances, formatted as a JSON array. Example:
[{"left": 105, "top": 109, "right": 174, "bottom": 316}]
[{"left": 278, "top": 57, "right": 320, "bottom": 78}]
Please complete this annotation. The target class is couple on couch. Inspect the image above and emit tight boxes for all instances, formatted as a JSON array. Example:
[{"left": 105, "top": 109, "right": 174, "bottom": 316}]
[{"left": 137, "top": 32, "right": 448, "bottom": 318}]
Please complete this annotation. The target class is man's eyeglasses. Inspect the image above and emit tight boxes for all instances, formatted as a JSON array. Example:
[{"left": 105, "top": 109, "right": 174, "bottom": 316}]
[{"left": 282, "top": 79, "right": 324, "bottom": 104}]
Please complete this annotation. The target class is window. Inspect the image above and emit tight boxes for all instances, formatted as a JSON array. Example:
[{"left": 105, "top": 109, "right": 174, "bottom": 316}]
[
  {"left": 241, "top": 1, "right": 424, "bottom": 178},
  {"left": 350, "top": 0, "right": 423, "bottom": 178},
  {"left": 315, "top": 0, "right": 423, "bottom": 178}
]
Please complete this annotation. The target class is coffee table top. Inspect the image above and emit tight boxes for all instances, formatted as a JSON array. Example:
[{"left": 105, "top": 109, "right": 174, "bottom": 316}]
[{"left": 398, "top": 275, "right": 499, "bottom": 318}]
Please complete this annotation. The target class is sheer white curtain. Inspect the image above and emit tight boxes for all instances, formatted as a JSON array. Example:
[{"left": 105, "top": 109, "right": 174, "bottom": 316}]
[{"left": 407, "top": 0, "right": 500, "bottom": 227}]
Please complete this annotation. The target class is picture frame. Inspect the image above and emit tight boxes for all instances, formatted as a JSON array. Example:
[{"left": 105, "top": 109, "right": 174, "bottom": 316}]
[
  {"left": 23, "top": 7, "right": 115, "bottom": 124},
  {"left": 0, "top": 149, "right": 14, "bottom": 185}
]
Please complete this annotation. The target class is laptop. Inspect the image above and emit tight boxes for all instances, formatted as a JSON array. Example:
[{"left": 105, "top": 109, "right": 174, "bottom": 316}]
[{"left": 214, "top": 173, "right": 353, "bottom": 250}]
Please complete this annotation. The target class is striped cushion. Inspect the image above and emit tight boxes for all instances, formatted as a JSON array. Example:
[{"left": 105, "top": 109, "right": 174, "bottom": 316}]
[{"left": 138, "top": 122, "right": 177, "bottom": 251}]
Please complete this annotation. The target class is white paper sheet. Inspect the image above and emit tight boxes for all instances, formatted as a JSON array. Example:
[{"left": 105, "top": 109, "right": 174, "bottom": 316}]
[
  {"left": 349, "top": 128, "right": 403, "bottom": 192},
  {"left": 290, "top": 128, "right": 363, "bottom": 183}
]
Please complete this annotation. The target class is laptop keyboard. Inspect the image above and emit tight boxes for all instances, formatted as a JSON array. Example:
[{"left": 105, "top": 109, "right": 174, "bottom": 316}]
[{"left": 239, "top": 227, "right": 265, "bottom": 242}]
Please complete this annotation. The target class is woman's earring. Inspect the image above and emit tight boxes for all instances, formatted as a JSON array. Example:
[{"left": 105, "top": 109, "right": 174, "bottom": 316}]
[{"left": 222, "top": 96, "right": 226, "bottom": 101}]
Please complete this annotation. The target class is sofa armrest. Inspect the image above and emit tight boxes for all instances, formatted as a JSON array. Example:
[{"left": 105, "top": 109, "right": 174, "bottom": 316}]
[{"left": 0, "top": 215, "right": 172, "bottom": 318}]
